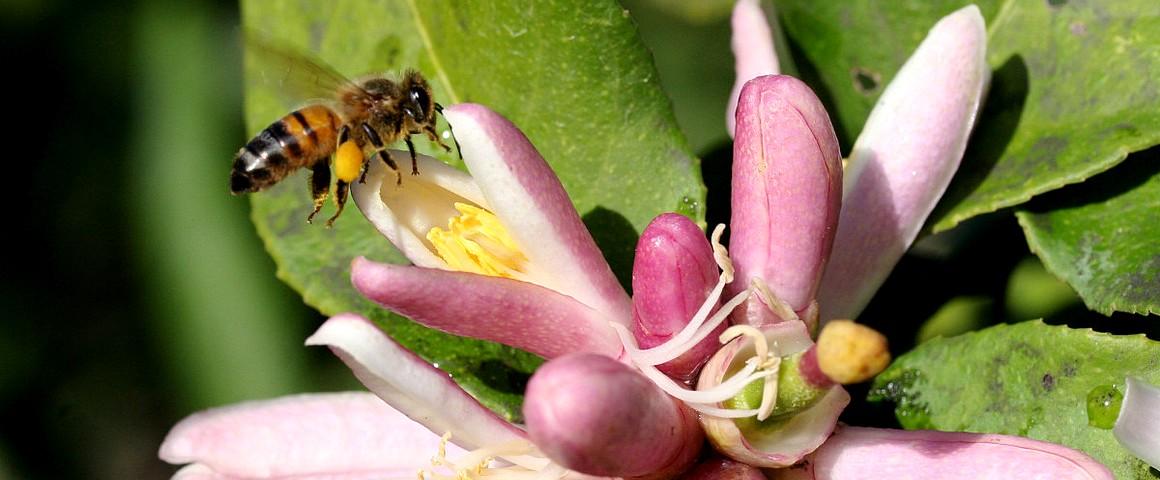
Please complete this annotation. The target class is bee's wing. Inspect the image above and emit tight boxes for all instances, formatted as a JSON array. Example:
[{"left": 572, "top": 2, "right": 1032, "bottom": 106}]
[{"left": 243, "top": 31, "right": 366, "bottom": 105}]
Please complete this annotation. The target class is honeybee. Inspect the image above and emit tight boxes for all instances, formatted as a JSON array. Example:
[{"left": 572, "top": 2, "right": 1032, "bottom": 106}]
[{"left": 229, "top": 36, "right": 457, "bottom": 227}]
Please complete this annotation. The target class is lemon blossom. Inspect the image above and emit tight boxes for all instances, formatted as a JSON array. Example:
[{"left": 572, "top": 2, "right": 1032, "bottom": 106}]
[
  {"left": 350, "top": 103, "right": 630, "bottom": 360},
  {"left": 342, "top": 103, "right": 706, "bottom": 478},
  {"left": 687, "top": 3, "right": 1112, "bottom": 477},
  {"left": 160, "top": 102, "right": 700, "bottom": 479}
]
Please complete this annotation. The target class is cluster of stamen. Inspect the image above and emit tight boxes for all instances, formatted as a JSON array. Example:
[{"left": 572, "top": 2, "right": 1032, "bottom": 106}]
[
  {"left": 610, "top": 225, "right": 787, "bottom": 420},
  {"left": 417, "top": 433, "right": 567, "bottom": 480},
  {"left": 427, "top": 203, "right": 528, "bottom": 278}
]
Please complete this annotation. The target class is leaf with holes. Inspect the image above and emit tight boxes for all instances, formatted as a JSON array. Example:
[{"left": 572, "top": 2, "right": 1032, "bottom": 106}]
[
  {"left": 237, "top": 0, "right": 704, "bottom": 418},
  {"left": 869, "top": 321, "right": 1160, "bottom": 480}
]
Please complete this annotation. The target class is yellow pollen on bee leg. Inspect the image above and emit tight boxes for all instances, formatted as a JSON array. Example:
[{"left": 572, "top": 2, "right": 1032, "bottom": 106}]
[
  {"left": 427, "top": 203, "right": 528, "bottom": 278},
  {"left": 334, "top": 140, "right": 364, "bottom": 183}
]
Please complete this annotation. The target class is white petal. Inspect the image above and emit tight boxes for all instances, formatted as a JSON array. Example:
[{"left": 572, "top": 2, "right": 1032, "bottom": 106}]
[
  {"left": 306, "top": 314, "right": 526, "bottom": 450},
  {"left": 727, "top": 0, "right": 781, "bottom": 137},
  {"left": 818, "top": 5, "right": 989, "bottom": 321},
  {"left": 1114, "top": 377, "right": 1160, "bottom": 469}
]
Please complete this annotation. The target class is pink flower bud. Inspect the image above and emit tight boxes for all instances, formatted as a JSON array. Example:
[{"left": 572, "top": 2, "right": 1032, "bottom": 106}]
[
  {"left": 729, "top": 75, "right": 842, "bottom": 325},
  {"left": 632, "top": 213, "right": 724, "bottom": 382},
  {"left": 524, "top": 353, "right": 702, "bottom": 478}
]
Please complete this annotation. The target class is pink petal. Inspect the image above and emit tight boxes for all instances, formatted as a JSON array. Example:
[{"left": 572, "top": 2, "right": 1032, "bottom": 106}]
[
  {"left": 350, "top": 257, "right": 621, "bottom": 359},
  {"left": 305, "top": 314, "right": 526, "bottom": 450},
  {"left": 770, "top": 427, "right": 1113, "bottom": 479},
  {"left": 817, "top": 5, "right": 988, "bottom": 321},
  {"left": 159, "top": 392, "right": 459, "bottom": 479},
  {"left": 729, "top": 75, "right": 842, "bottom": 324},
  {"left": 727, "top": 0, "right": 781, "bottom": 137},
  {"left": 632, "top": 213, "right": 723, "bottom": 381},
  {"left": 524, "top": 353, "right": 702, "bottom": 478},
  {"left": 442, "top": 104, "right": 632, "bottom": 326}
]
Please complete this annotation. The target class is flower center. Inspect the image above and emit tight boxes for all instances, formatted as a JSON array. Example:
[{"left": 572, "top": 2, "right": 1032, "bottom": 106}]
[{"left": 427, "top": 203, "right": 528, "bottom": 278}]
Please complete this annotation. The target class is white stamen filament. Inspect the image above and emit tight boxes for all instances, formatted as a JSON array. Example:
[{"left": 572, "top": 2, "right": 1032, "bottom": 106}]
[
  {"left": 720, "top": 325, "right": 782, "bottom": 421},
  {"left": 612, "top": 289, "right": 750, "bottom": 367},
  {"left": 635, "top": 355, "right": 775, "bottom": 405}
]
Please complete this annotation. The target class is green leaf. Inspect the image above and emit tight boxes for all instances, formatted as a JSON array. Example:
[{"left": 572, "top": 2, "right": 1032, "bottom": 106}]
[
  {"left": 869, "top": 321, "right": 1160, "bottom": 480},
  {"left": 239, "top": 1, "right": 704, "bottom": 419},
  {"left": 932, "top": 0, "right": 1160, "bottom": 232},
  {"left": 773, "top": 0, "right": 1004, "bottom": 146},
  {"left": 1016, "top": 151, "right": 1160, "bottom": 315}
]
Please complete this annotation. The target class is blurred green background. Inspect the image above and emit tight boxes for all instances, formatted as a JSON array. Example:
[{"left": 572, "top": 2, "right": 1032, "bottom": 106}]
[
  {"left": 2, "top": 0, "right": 341, "bottom": 477},
  {"left": 2, "top": 0, "right": 1151, "bottom": 478}
]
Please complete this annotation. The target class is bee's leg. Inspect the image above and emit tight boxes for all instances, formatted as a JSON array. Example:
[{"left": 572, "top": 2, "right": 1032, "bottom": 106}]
[
  {"left": 404, "top": 137, "right": 420, "bottom": 175},
  {"left": 326, "top": 180, "right": 350, "bottom": 228},
  {"left": 379, "top": 151, "right": 402, "bottom": 185},
  {"left": 433, "top": 103, "right": 462, "bottom": 159},
  {"left": 361, "top": 122, "right": 401, "bottom": 185},
  {"left": 307, "top": 161, "right": 331, "bottom": 224}
]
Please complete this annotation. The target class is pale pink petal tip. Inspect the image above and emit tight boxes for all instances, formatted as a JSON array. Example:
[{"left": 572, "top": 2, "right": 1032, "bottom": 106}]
[
  {"left": 525, "top": 353, "right": 702, "bottom": 478},
  {"left": 350, "top": 257, "right": 621, "bottom": 359},
  {"left": 729, "top": 75, "right": 842, "bottom": 323},
  {"left": 305, "top": 313, "right": 525, "bottom": 450},
  {"left": 159, "top": 392, "right": 454, "bottom": 479},
  {"left": 1114, "top": 377, "right": 1160, "bottom": 469},
  {"left": 677, "top": 456, "right": 767, "bottom": 480},
  {"left": 632, "top": 213, "right": 722, "bottom": 381},
  {"left": 818, "top": 5, "right": 987, "bottom": 322},
  {"left": 727, "top": 0, "right": 780, "bottom": 137},
  {"left": 770, "top": 427, "right": 1114, "bottom": 479},
  {"left": 440, "top": 103, "right": 631, "bottom": 326},
  {"left": 697, "top": 321, "right": 849, "bottom": 467}
]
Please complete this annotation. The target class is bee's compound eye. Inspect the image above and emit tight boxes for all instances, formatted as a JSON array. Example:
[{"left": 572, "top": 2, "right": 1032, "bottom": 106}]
[{"left": 409, "top": 87, "right": 431, "bottom": 121}]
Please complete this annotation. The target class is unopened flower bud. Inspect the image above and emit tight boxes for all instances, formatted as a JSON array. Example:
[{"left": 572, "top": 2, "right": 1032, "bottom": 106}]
[
  {"left": 632, "top": 213, "right": 724, "bottom": 382},
  {"left": 524, "top": 353, "right": 702, "bottom": 478}
]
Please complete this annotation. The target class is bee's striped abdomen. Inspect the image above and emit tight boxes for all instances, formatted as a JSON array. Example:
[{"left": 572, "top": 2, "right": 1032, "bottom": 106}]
[{"left": 230, "top": 104, "right": 342, "bottom": 194}]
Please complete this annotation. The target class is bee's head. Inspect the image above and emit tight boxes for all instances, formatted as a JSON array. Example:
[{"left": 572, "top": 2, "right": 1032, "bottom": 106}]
[{"left": 400, "top": 70, "right": 436, "bottom": 126}]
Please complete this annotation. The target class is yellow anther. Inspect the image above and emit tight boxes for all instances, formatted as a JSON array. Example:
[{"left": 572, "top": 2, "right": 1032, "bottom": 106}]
[{"left": 427, "top": 203, "right": 528, "bottom": 278}]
